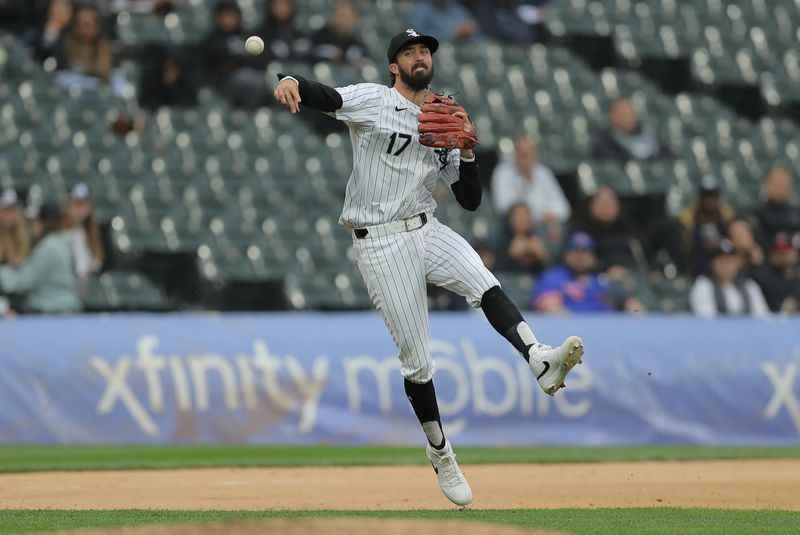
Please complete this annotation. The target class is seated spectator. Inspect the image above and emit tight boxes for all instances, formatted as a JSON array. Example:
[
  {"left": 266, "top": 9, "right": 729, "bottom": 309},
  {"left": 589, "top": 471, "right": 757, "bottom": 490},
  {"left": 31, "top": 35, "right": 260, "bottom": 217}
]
[
  {"left": 591, "top": 98, "right": 670, "bottom": 162},
  {"left": 752, "top": 232, "right": 800, "bottom": 314},
  {"left": 532, "top": 231, "right": 641, "bottom": 313},
  {"left": 138, "top": 46, "right": 198, "bottom": 109},
  {"left": 35, "top": 2, "right": 128, "bottom": 96},
  {"left": 495, "top": 202, "right": 548, "bottom": 273},
  {"left": 409, "top": 0, "right": 484, "bottom": 44},
  {"left": 309, "top": 0, "right": 365, "bottom": 67},
  {"left": 260, "top": 0, "right": 311, "bottom": 62},
  {"left": 753, "top": 166, "right": 800, "bottom": 244},
  {"left": 578, "top": 186, "right": 645, "bottom": 277},
  {"left": 472, "top": 0, "right": 545, "bottom": 44},
  {"left": 62, "top": 183, "right": 104, "bottom": 279},
  {"left": 200, "top": 0, "right": 271, "bottom": 108},
  {"left": 1, "top": 188, "right": 31, "bottom": 268},
  {"left": 678, "top": 175, "right": 736, "bottom": 275},
  {"left": 491, "top": 136, "right": 571, "bottom": 225},
  {"left": 689, "top": 239, "right": 769, "bottom": 318},
  {"left": 727, "top": 217, "right": 764, "bottom": 275},
  {"left": 0, "top": 203, "right": 81, "bottom": 314}
]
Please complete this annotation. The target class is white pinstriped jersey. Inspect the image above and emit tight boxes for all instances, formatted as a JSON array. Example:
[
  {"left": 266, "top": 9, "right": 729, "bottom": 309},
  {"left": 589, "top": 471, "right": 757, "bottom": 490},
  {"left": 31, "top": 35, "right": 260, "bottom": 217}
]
[{"left": 328, "top": 83, "right": 461, "bottom": 228}]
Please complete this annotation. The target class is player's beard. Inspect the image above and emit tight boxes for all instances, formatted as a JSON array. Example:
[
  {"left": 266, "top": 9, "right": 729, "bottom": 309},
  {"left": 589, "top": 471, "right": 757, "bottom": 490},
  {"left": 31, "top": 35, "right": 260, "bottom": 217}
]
[{"left": 399, "top": 62, "right": 434, "bottom": 91}]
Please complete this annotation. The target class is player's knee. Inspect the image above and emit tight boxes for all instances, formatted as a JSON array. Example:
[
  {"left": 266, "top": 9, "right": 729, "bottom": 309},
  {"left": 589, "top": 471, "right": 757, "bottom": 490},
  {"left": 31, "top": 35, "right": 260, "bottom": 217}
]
[{"left": 402, "top": 360, "right": 435, "bottom": 384}]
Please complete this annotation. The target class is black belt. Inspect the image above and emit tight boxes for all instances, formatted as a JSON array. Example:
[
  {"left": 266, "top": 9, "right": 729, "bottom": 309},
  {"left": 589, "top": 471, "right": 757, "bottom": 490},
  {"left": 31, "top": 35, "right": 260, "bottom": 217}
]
[{"left": 354, "top": 213, "right": 428, "bottom": 239}]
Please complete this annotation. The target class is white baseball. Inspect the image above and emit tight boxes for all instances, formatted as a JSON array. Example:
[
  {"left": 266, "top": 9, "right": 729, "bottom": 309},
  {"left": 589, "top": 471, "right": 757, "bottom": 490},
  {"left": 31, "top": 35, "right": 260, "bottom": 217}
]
[{"left": 244, "top": 35, "right": 264, "bottom": 56}]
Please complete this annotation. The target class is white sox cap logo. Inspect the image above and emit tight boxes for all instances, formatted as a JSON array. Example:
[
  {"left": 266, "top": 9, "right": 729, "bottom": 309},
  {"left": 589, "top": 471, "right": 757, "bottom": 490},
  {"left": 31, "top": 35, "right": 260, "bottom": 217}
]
[{"left": 406, "top": 29, "right": 419, "bottom": 37}]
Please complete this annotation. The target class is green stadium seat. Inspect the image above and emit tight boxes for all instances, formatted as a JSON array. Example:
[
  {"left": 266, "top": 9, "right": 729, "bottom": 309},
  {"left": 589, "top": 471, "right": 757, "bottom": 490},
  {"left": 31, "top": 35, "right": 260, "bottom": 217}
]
[{"left": 90, "top": 271, "right": 173, "bottom": 311}]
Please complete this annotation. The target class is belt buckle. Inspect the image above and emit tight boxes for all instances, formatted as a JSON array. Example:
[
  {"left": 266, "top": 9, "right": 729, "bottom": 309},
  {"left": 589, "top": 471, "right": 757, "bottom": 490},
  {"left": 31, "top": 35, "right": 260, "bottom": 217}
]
[{"left": 403, "top": 218, "right": 412, "bottom": 232}]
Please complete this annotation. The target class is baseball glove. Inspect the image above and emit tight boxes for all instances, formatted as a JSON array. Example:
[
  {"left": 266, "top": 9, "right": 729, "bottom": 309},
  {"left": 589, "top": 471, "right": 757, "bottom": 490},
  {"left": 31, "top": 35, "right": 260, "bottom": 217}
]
[{"left": 418, "top": 92, "right": 479, "bottom": 150}]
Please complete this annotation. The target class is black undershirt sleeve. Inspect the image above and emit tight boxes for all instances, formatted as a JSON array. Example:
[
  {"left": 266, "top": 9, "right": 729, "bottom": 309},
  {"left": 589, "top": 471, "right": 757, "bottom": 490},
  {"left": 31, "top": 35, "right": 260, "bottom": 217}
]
[
  {"left": 451, "top": 159, "right": 482, "bottom": 211},
  {"left": 277, "top": 73, "right": 343, "bottom": 112}
]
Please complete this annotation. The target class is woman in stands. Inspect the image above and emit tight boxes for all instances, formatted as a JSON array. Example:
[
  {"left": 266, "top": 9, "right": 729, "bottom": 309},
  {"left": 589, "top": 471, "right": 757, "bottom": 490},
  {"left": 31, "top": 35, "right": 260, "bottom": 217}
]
[
  {"left": 36, "top": 1, "right": 127, "bottom": 95},
  {"left": 62, "top": 183, "right": 105, "bottom": 279},
  {"left": 0, "top": 203, "right": 81, "bottom": 314}
]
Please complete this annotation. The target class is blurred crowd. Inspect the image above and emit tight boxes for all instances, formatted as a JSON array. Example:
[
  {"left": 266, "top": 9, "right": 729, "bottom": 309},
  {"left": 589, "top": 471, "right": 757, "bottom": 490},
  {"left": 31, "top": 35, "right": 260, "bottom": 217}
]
[
  {"left": 479, "top": 128, "right": 800, "bottom": 317},
  {"left": 0, "top": 0, "right": 798, "bottom": 317}
]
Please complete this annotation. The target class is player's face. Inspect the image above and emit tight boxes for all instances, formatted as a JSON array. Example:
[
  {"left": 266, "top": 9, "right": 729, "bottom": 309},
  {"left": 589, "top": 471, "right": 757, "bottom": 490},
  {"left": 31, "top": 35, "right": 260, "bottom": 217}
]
[{"left": 395, "top": 44, "right": 434, "bottom": 90}]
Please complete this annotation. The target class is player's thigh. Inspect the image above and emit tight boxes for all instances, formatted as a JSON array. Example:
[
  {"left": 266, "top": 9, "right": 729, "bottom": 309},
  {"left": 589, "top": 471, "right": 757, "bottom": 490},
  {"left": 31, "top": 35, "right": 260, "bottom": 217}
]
[
  {"left": 353, "top": 231, "right": 433, "bottom": 381},
  {"left": 424, "top": 219, "right": 499, "bottom": 308}
]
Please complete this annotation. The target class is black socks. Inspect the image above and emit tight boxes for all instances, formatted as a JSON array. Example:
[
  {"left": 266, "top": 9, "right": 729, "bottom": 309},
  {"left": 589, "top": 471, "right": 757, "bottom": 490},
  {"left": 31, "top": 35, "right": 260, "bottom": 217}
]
[
  {"left": 404, "top": 378, "right": 446, "bottom": 450},
  {"left": 480, "top": 285, "right": 539, "bottom": 361}
]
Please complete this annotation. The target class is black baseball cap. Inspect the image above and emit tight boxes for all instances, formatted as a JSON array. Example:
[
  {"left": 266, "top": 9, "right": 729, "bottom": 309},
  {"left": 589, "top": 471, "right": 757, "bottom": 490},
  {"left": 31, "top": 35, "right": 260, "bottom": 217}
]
[{"left": 387, "top": 29, "right": 439, "bottom": 63}]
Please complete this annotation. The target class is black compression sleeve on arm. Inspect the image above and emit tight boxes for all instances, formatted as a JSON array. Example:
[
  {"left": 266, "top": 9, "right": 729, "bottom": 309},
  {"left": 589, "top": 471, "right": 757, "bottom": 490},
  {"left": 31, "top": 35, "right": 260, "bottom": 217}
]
[
  {"left": 278, "top": 73, "right": 342, "bottom": 112},
  {"left": 451, "top": 159, "right": 482, "bottom": 211}
]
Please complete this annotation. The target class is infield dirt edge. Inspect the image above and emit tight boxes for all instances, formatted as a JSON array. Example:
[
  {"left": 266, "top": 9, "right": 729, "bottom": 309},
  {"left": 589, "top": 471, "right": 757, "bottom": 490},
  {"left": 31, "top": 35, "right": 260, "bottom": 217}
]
[{"left": 1, "top": 459, "right": 798, "bottom": 511}]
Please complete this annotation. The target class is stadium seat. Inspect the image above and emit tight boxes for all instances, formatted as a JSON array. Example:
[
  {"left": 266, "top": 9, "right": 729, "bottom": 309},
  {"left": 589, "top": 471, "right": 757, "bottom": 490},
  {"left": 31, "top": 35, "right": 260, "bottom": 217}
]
[{"left": 87, "top": 271, "right": 173, "bottom": 311}]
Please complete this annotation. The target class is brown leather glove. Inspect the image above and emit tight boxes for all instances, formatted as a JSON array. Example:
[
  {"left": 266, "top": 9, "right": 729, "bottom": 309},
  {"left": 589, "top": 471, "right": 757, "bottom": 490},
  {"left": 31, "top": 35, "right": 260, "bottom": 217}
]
[{"left": 418, "top": 92, "right": 479, "bottom": 150}]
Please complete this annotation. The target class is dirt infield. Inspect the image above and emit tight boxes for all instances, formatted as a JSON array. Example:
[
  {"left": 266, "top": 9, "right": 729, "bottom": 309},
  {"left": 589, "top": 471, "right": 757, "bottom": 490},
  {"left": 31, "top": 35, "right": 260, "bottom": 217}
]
[
  {"left": 2, "top": 459, "right": 799, "bottom": 510},
  {"left": 55, "top": 519, "right": 564, "bottom": 535}
]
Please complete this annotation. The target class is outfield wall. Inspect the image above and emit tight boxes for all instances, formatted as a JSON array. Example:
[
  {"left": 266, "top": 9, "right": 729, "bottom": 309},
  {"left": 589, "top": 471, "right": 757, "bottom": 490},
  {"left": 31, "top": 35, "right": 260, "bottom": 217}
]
[{"left": 1, "top": 313, "right": 798, "bottom": 445}]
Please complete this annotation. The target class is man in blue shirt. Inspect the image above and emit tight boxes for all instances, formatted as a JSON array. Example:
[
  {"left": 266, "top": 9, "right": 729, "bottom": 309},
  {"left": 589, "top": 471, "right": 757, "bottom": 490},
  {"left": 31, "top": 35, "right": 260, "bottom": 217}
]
[{"left": 532, "top": 231, "right": 616, "bottom": 313}]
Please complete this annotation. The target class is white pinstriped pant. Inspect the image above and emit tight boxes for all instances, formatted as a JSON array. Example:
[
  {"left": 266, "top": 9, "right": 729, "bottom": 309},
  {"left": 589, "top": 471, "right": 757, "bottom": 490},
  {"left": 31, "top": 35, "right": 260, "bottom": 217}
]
[{"left": 353, "top": 216, "right": 499, "bottom": 383}]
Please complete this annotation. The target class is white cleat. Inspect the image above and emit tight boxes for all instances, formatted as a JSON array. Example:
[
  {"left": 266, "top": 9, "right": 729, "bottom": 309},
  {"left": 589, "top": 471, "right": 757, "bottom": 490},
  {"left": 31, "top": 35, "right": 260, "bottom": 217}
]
[
  {"left": 529, "top": 335, "right": 585, "bottom": 396},
  {"left": 426, "top": 440, "right": 473, "bottom": 507}
]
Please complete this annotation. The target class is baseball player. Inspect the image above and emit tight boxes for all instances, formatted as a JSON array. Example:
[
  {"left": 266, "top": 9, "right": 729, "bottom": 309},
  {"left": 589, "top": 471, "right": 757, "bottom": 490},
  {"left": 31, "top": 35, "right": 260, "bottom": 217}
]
[{"left": 274, "top": 29, "right": 584, "bottom": 507}]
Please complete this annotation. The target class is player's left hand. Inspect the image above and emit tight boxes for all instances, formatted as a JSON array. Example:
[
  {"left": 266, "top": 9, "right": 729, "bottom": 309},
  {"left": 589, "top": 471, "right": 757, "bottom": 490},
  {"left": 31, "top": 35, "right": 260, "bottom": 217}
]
[
  {"left": 452, "top": 111, "right": 474, "bottom": 134},
  {"left": 418, "top": 93, "right": 479, "bottom": 150}
]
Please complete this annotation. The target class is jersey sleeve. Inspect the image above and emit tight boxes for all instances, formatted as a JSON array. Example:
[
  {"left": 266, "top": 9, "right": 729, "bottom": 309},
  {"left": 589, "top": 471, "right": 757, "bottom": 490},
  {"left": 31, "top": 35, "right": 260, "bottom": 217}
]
[{"left": 328, "top": 84, "right": 383, "bottom": 125}]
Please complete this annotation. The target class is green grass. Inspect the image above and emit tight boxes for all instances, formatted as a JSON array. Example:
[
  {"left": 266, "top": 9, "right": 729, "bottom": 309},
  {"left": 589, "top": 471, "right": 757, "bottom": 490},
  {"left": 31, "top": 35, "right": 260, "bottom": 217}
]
[
  {"left": 1, "top": 509, "right": 798, "bottom": 535},
  {"left": 0, "top": 445, "right": 798, "bottom": 473},
  {"left": 0, "top": 445, "right": 800, "bottom": 472}
]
